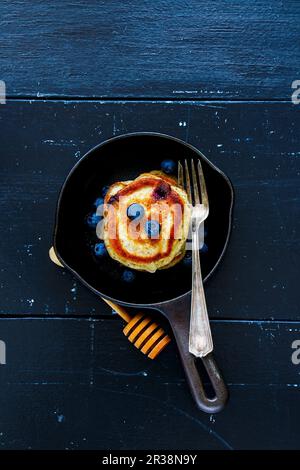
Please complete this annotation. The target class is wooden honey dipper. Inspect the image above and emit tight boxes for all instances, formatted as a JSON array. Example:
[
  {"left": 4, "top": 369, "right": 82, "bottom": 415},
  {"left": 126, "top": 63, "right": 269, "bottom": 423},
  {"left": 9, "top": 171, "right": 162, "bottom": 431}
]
[
  {"left": 49, "top": 247, "right": 171, "bottom": 359},
  {"left": 101, "top": 298, "right": 171, "bottom": 359}
]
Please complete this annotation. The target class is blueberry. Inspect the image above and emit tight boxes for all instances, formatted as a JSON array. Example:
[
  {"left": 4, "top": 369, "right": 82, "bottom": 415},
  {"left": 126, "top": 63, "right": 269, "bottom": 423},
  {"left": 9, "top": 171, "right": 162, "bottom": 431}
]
[
  {"left": 122, "top": 269, "right": 136, "bottom": 283},
  {"left": 183, "top": 245, "right": 207, "bottom": 265},
  {"left": 145, "top": 220, "right": 160, "bottom": 238},
  {"left": 183, "top": 252, "right": 192, "bottom": 267},
  {"left": 101, "top": 185, "right": 110, "bottom": 197},
  {"left": 94, "top": 197, "right": 104, "bottom": 208},
  {"left": 153, "top": 181, "right": 171, "bottom": 200},
  {"left": 127, "top": 203, "right": 144, "bottom": 221},
  {"left": 86, "top": 213, "right": 101, "bottom": 228},
  {"left": 161, "top": 159, "right": 176, "bottom": 174},
  {"left": 200, "top": 243, "right": 208, "bottom": 254},
  {"left": 94, "top": 242, "right": 107, "bottom": 257}
]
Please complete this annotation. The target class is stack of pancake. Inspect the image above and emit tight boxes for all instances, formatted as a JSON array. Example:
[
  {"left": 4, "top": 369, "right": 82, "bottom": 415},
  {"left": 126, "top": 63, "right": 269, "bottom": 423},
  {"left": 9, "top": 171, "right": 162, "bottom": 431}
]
[{"left": 103, "top": 171, "right": 191, "bottom": 273}]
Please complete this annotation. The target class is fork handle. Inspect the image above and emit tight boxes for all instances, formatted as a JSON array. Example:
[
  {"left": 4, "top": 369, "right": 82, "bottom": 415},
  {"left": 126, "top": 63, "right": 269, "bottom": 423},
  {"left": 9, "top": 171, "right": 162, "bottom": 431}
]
[{"left": 189, "top": 225, "right": 214, "bottom": 357}]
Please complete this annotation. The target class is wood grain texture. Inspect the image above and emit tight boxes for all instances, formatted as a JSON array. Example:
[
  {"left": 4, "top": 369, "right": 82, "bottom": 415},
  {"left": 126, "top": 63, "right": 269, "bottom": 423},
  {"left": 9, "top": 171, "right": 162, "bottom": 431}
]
[
  {"left": 0, "top": 100, "right": 299, "bottom": 319},
  {"left": 1, "top": 0, "right": 299, "bottom": 99},
  {"left": 0, "top": 317, "right": 300, "bottom": 449},
  {"left": 1, "top": 1, "right": 298, "bottom": 451}
]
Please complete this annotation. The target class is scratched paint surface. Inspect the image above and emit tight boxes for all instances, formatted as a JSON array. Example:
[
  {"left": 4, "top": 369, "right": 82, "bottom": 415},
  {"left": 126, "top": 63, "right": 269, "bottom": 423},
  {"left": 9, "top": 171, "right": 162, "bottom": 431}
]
[
  {"left": 0, "top": 318, "right": 300, "bottom": 449},
  {"left": 0, "top": 101, "right": 299, "bottom": 319},
  {"left": 0, "top": 0, "right": 299, "bottom": 451},
  {"left": 1, "top": 1, "right": 299, "bottom": 99}
]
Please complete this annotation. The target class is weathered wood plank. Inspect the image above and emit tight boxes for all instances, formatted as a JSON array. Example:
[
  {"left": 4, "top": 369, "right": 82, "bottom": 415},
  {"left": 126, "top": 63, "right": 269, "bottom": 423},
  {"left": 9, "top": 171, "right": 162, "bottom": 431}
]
[
  {"left": 1, "top": 1, "right": 299, "bottom": 99},
  {"left": 0, "top": 100, "right": 299, "bottom": 319},
  {"left": 0, "top": 318, "right": 300, "bottom": 449}
]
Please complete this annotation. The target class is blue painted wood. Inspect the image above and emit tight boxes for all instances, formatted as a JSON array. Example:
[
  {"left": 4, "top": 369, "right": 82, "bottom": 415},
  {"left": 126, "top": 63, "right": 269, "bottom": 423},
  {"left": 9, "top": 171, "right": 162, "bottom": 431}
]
[
  {"left": 0, "top": 317, "right": 300, "bottom": 449},
  {"left": 1, "top": 1, "right": 298, "bottom": 451},
  {"left": 0, "top": 100, "right": 299, "bottom": 319},
  {"left": 1, "top": 1, "right": 299, "bottom": 99}
]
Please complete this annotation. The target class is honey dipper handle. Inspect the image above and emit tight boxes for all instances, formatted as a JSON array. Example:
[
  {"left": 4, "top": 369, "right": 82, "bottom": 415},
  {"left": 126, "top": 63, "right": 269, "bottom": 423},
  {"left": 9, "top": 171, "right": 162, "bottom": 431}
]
[
  {"left": 49, "top": 247, "right": 132, "bottom": 323},
  {"left": 49, "top": 246, "right": 170, "bottom": 359},
  {"left": 102, "top": 298, "right": 132, "bottom": 323}
]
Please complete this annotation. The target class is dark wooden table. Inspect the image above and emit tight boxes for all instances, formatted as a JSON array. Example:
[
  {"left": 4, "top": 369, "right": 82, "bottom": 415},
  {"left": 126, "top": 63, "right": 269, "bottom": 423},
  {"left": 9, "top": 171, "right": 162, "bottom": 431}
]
[{"left": 0, "top": 0, "right": 299, "bottom": 450}]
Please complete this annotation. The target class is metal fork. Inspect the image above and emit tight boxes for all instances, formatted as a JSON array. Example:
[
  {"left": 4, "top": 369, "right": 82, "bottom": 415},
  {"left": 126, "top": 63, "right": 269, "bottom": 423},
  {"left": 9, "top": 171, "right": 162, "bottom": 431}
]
[{"left": 178, "top": 159, "right": 213, "bottom": 357}]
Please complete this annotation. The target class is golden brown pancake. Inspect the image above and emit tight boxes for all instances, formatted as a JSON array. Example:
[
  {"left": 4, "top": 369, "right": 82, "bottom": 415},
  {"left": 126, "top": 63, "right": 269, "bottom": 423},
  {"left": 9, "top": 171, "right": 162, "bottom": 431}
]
[{"left": 103, "top": 171, "right": 190, "bottom": 273}]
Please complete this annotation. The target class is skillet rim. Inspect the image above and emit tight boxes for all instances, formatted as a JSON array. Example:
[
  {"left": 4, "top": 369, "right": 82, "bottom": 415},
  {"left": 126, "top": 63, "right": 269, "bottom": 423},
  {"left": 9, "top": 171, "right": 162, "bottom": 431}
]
[{"left": 53, "top": 132, "right": 234, "bottom": 308}]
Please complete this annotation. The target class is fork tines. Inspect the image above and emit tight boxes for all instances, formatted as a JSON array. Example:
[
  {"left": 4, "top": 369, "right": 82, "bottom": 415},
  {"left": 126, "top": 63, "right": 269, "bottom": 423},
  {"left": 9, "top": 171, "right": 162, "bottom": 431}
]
[{"left": 178, "top": 159, "right": 208, "bottom": 209}]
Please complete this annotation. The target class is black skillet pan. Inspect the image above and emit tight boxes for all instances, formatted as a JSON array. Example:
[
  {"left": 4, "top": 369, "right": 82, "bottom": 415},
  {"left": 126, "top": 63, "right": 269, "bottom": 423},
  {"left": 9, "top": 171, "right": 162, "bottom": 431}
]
[{"left": 54, "top": 132, "right": 234, "bottom": 413}]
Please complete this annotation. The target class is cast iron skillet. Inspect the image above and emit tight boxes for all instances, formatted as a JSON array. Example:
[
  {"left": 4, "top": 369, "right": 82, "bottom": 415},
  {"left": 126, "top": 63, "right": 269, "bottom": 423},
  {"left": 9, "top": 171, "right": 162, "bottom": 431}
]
[{"left": 54, "top": 132, "right": 234, "bottom": 413}]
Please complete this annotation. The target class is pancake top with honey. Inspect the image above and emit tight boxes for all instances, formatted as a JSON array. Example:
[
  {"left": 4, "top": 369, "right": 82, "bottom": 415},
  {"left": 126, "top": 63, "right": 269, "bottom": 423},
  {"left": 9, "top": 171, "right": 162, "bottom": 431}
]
[{"left": 103, "top": 171, "right": 190, "bottom": 273}]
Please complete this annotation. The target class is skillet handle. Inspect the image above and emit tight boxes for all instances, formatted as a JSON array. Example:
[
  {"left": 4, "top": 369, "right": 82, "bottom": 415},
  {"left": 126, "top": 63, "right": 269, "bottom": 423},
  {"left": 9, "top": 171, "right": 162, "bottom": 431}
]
[{"left": 161, "top": 295, "right": 228, "bottom": 413}]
